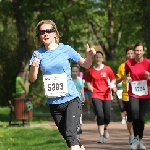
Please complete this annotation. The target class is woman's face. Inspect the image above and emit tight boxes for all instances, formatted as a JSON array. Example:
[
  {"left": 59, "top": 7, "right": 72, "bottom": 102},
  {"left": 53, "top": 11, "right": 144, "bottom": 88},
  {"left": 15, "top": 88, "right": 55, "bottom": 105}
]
[
  {"left": 94, "top": 53, "right": 103, "bottom": 65},
  {"left": 39, "top": 23, "right": 56, "bottom": 46},
  {"left": 71, "top": 67, "right": 79, "bottom": 78},
  {"left": 134, "top": 45, "right": 144, "bottom": 59},
  {"left": 126, "top": 50, "right": 134, "bottom": 60}
]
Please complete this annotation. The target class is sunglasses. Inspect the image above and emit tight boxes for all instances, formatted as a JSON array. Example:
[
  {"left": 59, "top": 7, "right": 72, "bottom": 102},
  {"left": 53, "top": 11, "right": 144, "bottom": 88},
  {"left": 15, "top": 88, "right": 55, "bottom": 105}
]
[{"left": 39, "top": 28, "right": 55, "bottom": 35}]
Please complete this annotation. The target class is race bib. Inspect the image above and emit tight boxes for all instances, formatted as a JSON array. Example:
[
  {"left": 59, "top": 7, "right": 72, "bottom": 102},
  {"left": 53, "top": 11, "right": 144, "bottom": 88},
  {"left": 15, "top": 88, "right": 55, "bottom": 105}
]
[
  {"left": 43, "top": 73, "right": 68, "bottom": 98},
  {"left": 131, "top": 80, "right": 148, "bottom": 96},
  {"left": 116, "top": 90, "right": 123, "bottom": 99}
]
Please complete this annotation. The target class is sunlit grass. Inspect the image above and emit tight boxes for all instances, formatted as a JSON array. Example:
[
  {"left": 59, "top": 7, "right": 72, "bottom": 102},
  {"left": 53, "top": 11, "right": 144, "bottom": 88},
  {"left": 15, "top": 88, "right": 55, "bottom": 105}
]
[
  {"left": 0, "top": 105, "right": 51, "bottom": 126},
  {"left": 0, "top": 127, "right": 67, "bottom": 150}
]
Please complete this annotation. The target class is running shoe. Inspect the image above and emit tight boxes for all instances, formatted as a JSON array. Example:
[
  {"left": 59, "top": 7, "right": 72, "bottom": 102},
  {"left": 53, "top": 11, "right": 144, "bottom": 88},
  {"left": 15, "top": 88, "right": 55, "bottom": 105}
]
[
  {"left": 130, "top": 139, "right": 139, "bottom": 150},
  {"left": 128, "top": 135, "right": 134, "bottom": 145},
  {"left": 104, "top": 129, "right": 109, "bottom": 139},
  {"left": 97, "top": 136, "right": 104, "bottom": 143},
  {"left": 139, "top": 140, "right": 146, "bottom": 150}
]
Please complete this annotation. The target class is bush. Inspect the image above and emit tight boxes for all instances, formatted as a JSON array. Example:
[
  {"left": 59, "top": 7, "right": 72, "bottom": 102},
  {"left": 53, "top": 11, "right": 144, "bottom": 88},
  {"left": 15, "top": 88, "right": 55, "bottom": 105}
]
[{"left": 29, "top": 71, "right": 47, "bottom": 107}]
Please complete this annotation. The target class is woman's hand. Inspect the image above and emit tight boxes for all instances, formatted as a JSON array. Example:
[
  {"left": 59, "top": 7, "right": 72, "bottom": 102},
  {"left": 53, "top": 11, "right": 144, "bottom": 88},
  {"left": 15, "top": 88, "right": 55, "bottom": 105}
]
[
  {"left": 145, "top": 71, "right": 150, "bottom": 80},
  {"left": 86, "top": 44, "right": 96, "bottom": 57},
  {"left": 88, "top": 85, "right": 94, "bottom": 92},
  {"left": 32, "top": 53, "right": 40, "bottom": 67},
  {"left": 126, "top": 76, "right": 132, "bottom": 83},
  {"left": 108, "top": 80, "right": 116, "bottom": 89}
]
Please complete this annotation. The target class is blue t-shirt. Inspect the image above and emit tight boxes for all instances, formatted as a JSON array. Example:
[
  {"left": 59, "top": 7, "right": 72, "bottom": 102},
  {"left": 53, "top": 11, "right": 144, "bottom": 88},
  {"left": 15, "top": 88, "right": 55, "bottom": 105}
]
[
  {"left": 118, "top": 82, "right": 122, "bottom": 90},
  {"left": 73, "top": 77, "right": 84, "bottom": 101},
  {"left": 29, "top": 43, "right": 81, "bottom": 104}
]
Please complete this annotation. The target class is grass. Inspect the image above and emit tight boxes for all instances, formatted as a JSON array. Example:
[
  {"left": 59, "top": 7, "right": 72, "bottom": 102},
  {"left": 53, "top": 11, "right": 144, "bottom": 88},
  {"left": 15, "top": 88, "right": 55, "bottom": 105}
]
[
  {"left": 0, "top": 105, "right": 51, "bottom": 127},
  {"left": 0, "top": 127, "right": 68, "bottom": 150},
  {"left": 0, "top": 106, "right": 68, "bottom": 150}
]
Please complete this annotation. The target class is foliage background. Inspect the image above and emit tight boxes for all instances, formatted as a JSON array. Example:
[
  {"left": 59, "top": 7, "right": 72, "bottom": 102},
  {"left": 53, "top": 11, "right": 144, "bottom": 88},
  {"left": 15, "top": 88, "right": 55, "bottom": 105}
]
[{"left": 0, "top": 0, "right": 150, "bottom": 106}]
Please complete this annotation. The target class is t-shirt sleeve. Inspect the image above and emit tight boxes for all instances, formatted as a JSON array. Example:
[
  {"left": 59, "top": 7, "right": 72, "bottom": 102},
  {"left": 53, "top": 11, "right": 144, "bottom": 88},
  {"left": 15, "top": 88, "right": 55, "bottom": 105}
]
[
  {"left": 81, "top": 80, "right": 84, "bottom": 88},
  {"left": 66, "top": 45, "right": 81, "bottom": 63},
  {"left": 116, "top": 64, "right": 123, "bottom": 78}
]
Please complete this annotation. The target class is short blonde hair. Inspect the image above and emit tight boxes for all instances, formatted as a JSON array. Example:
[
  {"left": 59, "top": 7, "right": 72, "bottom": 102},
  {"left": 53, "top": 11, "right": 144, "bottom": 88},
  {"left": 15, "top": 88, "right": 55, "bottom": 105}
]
[{"left": 34, "top": 20, "right": 59, "bottom": 48}]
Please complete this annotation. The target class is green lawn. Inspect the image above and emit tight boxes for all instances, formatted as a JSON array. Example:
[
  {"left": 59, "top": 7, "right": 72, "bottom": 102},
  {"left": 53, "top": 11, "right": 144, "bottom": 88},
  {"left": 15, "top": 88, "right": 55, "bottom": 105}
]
[
  {"left": 0, "top": 105, "right": 51, "bottom": 126},
  {"left": 0, "top": 127, "right": 68, "bottom": 150},
  {"left": 0, "top": 106, "right": 68, "bottom": 150}
]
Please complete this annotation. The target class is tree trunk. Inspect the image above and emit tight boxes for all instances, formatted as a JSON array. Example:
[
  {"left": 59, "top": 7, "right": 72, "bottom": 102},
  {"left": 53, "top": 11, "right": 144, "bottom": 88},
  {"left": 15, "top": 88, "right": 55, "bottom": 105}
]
[
  {"left": 142, "top": 0, "right": 150, "bottom": 58},
  {"left": 12, "top": 0, "right": 30, "bottom": 66},
  {"left": 11, "top": 0, "right": 30, "bottom": 95}
]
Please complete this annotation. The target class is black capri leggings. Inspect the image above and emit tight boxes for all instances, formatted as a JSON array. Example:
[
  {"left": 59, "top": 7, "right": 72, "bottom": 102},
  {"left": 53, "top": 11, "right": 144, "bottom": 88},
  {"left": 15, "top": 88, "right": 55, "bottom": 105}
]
[
  {"left": 117, "top": 98, "right": 125, "bottom": 112},
  {"left": 92, "top": 98, "right": 112, "bottom": 126},
  {"left": 129, "top": 96, "right": 149, "bottom": 139},
  {"left": 49, "top": 97, "right": 81, "bottom": 148},
  {"left": 122, "top": 101, "right": 132, "bottom": 122}
]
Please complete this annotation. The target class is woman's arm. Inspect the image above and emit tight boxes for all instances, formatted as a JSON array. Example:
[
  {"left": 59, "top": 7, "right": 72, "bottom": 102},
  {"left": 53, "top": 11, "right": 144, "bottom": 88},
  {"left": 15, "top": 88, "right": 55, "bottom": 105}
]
[
  {"left": 78, "top": 44, "right": 96, "bottom": 69},
  {"left": 29, "top": 66, "right": 39, "bottom": 82},
  {"left": 116, "top": 75, "right": 125, "bottom": 84},
  {"left": 86, "top": 82, "right": 94, "bottom": 92},
  {"left": 80, "top": 88, "right": 85, "bottom": 102}
]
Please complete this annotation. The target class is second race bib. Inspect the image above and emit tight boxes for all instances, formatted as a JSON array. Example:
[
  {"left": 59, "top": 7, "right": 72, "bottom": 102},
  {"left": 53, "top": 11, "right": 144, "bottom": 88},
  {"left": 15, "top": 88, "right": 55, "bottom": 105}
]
[{"left": 131, "top": 80, "right": 148, "bottom": 96}]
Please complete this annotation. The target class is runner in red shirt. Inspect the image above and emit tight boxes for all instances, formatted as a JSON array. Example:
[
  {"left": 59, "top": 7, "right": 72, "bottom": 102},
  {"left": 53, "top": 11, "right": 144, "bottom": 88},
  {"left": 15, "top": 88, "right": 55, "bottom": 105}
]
[
  {"left": 85, "top": 51, "right": 116, "bottom": 143},
  {"left": 125, "top": 42, "right": 150, "bottom": 150}
]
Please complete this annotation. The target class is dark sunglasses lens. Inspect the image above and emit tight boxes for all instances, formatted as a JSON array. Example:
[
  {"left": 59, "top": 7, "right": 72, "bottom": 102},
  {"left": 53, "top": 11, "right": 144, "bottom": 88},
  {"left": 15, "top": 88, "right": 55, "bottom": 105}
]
[
  {"left": 39, "top": 29, "right": 55, "bottom": 35},
  {"left": 39, "top": 30, "right": 45, "bottom": 35}
]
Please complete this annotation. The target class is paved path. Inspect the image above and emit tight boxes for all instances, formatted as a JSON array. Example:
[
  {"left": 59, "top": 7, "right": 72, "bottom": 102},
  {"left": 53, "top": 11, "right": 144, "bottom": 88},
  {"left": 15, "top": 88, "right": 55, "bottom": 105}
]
[
  {"left": 79, "top": 101, "right": 150, "bottom": 150},
  {"left": 32, "top": 100, "right": 150, "bottom": 150}
]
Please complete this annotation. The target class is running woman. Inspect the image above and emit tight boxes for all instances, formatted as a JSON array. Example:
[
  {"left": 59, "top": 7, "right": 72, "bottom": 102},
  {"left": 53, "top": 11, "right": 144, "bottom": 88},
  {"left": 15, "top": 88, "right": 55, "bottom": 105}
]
[
  {"left": 116, "top": 47, "right": 134, "bottom": 144},
  {"left": 71, "top": 65, "right": 85, "bottom": 131},
  {"left": 29, "top": 20, "right": 96, "bottom": 150},
  {"left": 83, "top": 71, "right": 93, "bottom": 116},
  {"left": 85, "top": 51, "right": 116, "bottom": 143},
  {"left": 125, "top": 42, "right": 150, "bottom": 150}
]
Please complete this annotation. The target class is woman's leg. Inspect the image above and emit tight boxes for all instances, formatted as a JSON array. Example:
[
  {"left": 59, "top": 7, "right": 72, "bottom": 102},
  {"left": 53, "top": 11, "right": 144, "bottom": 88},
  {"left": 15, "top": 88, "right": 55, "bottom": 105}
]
[
  {"left": 103, "top": 100, "right": 112, "bottom": 125},
  {"left": 103, "top": 100, "right": 112, "bottom": 138},
  {"left": 139, "top": 99, "right": 149, "bottom": 139},
  {"left": 92, "top": 98, "right": 105, "bottom": 143},
  {"left": 66, "top": 98, "right": 84, "bottom": 149},
  {"left": 49, "top": 103, "right": 67, "bottom": 140},
  {"left": 92, "top": 98, "right": 104, "bottom": 132},
  {"left": 123, "top": 101, "right": 134, "bottom": 144},
  {"left": 117, "top": 97, "right": 126, "bottom": 124},
  {"left": 50, "top": 98, "right": 83, "bottom": 149},
  {"left": 129, "top": 96, "right": 139, "bottom": 138},
  {"left": 123, "top": 101, "right": 133, "bottom": 134}
]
